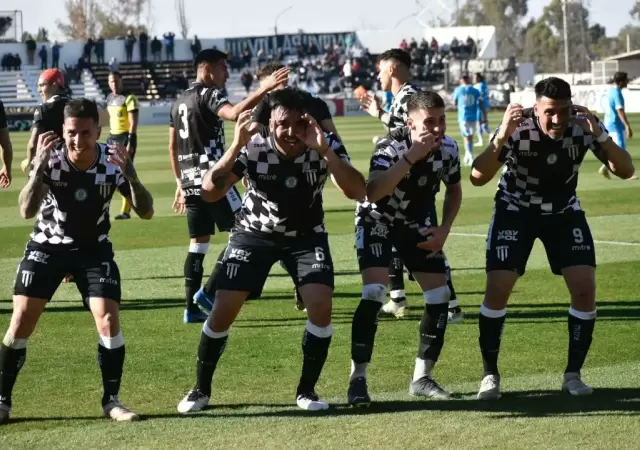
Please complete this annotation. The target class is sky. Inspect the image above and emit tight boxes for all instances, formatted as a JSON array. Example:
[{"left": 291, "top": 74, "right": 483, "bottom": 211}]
[{"left": 1, "top": 0, "right": 636, "bottom": 42}]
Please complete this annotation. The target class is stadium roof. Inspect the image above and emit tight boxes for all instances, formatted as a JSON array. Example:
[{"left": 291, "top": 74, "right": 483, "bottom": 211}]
[{"left": 604, "top": 50, "right": 640, "bottom": 61}]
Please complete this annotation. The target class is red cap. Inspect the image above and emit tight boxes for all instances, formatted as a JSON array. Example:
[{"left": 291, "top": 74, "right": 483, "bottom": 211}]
[{"left": 40, "top": 68, "right": 64, "bottom": 87}]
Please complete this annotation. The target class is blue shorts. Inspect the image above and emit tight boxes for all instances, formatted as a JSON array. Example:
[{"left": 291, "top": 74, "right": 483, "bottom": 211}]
[
  {"left": 476, "top": 108, "right": 487, "bottom": 122},
  {"left": 610, "top": 129, "right": 626, "bottom": 150},
  {"left": 459, "top": 120, "right": 475, "bottom": 138}
]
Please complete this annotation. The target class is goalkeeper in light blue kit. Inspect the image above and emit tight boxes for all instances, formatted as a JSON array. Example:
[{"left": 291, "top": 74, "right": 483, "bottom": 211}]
[
  {"left": 453, "top": 75, "right": 485, "bottom": 166},
  {"left": 474, "top": 73, "right": 491, "bottom": 147}
]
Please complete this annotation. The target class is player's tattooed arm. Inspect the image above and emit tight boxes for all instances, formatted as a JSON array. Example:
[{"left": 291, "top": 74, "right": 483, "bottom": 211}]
[
  {"left": 18, "top": 131, "right": 57, "bottom": 219},
  {"left": 126, "top": 170, "right": 154, "bottom": 220}
]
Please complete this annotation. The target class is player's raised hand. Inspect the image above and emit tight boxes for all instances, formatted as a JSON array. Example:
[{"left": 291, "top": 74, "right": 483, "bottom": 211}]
[
  {"left": 262, "top": 67, "right": 290, "bottom": 91},
  {"left": 172, "top": 185, "right": 186, "bottom": 214},
  {"left": 233, "top": 110, "right": 254, "bottom": 147},
  {"left": 108, "top": 142, "right": 138, "bottom": 182},
  {"left": 407, "top": 129, "right": 439, "bottom": 162},
  {"left": 571, "top": 105, "right": 602, "bottom": 137},
  {"left": 34, "top": 131, "right": 59, "bottom": 166},
  {"left": 297, "top": 114, "right": 329, "bottom": 154},
  {"left": 360, "top": 92, "right": 382, "bottom": 119},
  {"left": 495, "top": 103, "right": 524, "bottom": 144}
]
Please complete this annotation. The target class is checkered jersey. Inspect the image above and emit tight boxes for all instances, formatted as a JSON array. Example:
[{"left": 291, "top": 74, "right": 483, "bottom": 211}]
[
  {"left": 170, "top": 82, "right": 230, "bottom": 190},
  {"left": 28, "top": 144, "right": 130, "bottom": 248},
  {"left": 356, "top": 127, "right": 461, "bottom": 228},
  {"left": 231, "top": 132, "right": 351, "bottom": 237},
  {"left": 386, "top": 82, "right": 420, "bottom": 132},
  {"left": 493, "top": 115, "right": 609, "bottom": 214}
]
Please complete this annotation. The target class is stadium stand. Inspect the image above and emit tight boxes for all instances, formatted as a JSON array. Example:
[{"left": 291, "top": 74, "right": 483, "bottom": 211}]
[{"left": 91, "top": 62, "right": 158, "bottom": 100}]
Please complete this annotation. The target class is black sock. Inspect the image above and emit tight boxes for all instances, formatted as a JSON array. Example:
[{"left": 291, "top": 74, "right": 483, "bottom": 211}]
[
  {"left": 351, "top": 300, "right": 382, "bottom": 364},
  {"left": 97, "top": 344, "right": 125, "bottom": 406},
  {"left": 204, "top": 246, "right": 227, "bottom": 297},
  {"left": 445, "top": 265, "right": 458, "bottom": 308},
  {"left": 185, "top": 252, "right": 206, "bottom": 311},
  {"left": 297, "top": 328, "right": 331, "bottom": 395},
  {"left": 417, "top": 303, "right": 449, "bottom": 362},
  {"left": 565, "top": 311, "right": 596, "bottom": 374},
  {"left": 388, "top": 249, "right": 405, "bottom": 302},
  {"left": 0, "top": 344, "right": 26, "bottom": 407},
  {"left": 479, "top": 311, "right": 506, "bottom": 376},
  {"left": 195, "top": 331, "right": 228, "bottom": 397}
]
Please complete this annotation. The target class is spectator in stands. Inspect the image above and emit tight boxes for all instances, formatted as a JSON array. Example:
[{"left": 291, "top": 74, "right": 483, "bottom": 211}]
[
  {"left": 240, "top": 68, "right": 254, "bottom": 94},
  {"left": 242, "top": 45, "right": 251, "bottom": 68},
  {"left": 139, "top": 31, "right": 149, "bottom": 63},
  {"left": 1, "top": 54, "right": 13, "bottom": 71},
  {"left": 25, "top": 35, "right": 36, "bottom": 65},
  {"left": 151, "top": 36, "right": 162, "bottom": 62},
  {"left": 0, "top": 99, "right": 13, "bottom": 189},
  {"left": 39, "top": 45, "right": 48, "bottom": 70},
  {"left": 109, "top": 57, "right": 120, "bottom": 73},
  {"left": 51, "top": 41, "right": 62, "bottom": 69},
  {"left": 190, "top": 35, "right": 201, "bottom": 59},
  {"left": 399, "top": 39, "right": 408, "bottom": 50},
  {"left": 163, "top": 32, "right": 175, "bottom": 60},
  {"left": 125, "top": 30, "right": 136, "bottom": 63},
  {"left": 13, "top": 54, "right": 21, "bottom": 71},
  {"left": 430, "top": 37, "right": 438, "bottom": 51},
  {"left": 95, "top": 36, "right": 105, "bottom": 64},
  {"left": 342, "top": 59, "right": 353, "bottom": 88},
  {"left": 83, "top": 38, "right": 94, "bottom": 64}
]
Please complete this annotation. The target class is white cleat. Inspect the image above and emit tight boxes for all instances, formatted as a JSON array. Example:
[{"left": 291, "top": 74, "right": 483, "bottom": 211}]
[
  {"left": 380, "top": 300, "right": 407, "bottom": 318},
  {"left": 477, "top": 374, "right": 501, "bottom": 400},
  {"left": 177, "top": 389, "right": 210, "bottom": 413},
  {"left": 562, "top": 373, "right": 593, "bottom": 396},
  {"left": 0, "top": 403, "right": 10, "bottom": 425},
  {"left": 448, "top": 309, "right": 464, "bottom": 324},
  {"left": 102, "top": 396, "right": 140, "bottom": 422},
  {"left": 296, "top": 391, "right": 329, "bottom": 411}
]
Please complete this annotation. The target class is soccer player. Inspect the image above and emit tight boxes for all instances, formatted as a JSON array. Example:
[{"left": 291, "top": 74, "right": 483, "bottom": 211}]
[
  {"left": 0, "top": 99, "right": 155, "bottom": 425},
  {"left": 453, "top": 75, "right": 485, "bottom": 166},
  {"left": 22, "top": 69, "right": 71, "bottom": 173},
  {"left": 169, "top": 49, "right": 289, "bottom": 323},
  {"left": 470, "top": 77, "right": 635, "bottom": 400},
  {"left": 474, "top": 73, "right": 492, "bottom": 147},
  {"left": 194, "top": 61, "right": 341, "bottom": 314},
  {"left": 360, "top": 49, "right": 463, "bottom": 323},
  {"left": 0, "top": 99, "right": 12, "bottom": 188},
  {"left": 176, "top": 89, "right": 365, "bottom": 413},
  {"left": 348, "top": 90, "right": 463, "bottom": 406},
  {"left": 106, "top": 71, "right": 140, "bottom": 220},
  {"left": 600, "top": 71, "right": 636, "bottom": 179}
]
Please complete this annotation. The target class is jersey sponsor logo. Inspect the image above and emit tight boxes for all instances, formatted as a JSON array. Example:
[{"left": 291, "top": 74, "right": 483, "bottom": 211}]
[
  {"left": 183, "top": 188, "right": 201, "bottom": 196},
  {"left": 181, "top": 167, "right": 200, "bottom": 180},
  {"left": 21, "top": 270, "right": 34, "bottom": 287},
  {"left": 546, "top": 154, "right": 558, "bottom": 165},
  {"left": 496, "top": 245, "right": 509, "bottom": 261},
  {"left": 226, "top": 262, "right": 240, "bottom": 279},
  {"left": 567, "top": 144, "right": 579, "bottom": 160},
  {"left": 178, "top": 153, "right": 199, "bottom": 162},
  {"left": 519, "top": 150, "right": 538, "bottom": 157},
  {"left": 52, "top": 181, "right": 68, "bottom": 187},
  {"left": 370, "top": 243, "right": 383, "bottom": 258},
  {"left": 74, "top": 188, "right": 88, "bottom": 202},
  {"left": 497, "top": 230, "right": 518, "bottom": 241},
  {"left": 370, "top": 223, "right": 389, "bottom": 238},
  {"left": 258, "top": 174, "right": 277, "bottom": 181},
  {"left": 285, "top": 176, "right": 298, "bottom": 188},
  {"left": 229, "top": 248, "right": 251, "bottom": 262},
  {"left": 27, "top": 250, "right": 50, "bottom": 264}
]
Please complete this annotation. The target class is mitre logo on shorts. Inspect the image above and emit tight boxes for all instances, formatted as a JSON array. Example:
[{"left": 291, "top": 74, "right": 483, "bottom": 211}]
[
  {"left": 497, "top": 230, "right": 518, "bottom": 241},
  {"left": 27, "top": 250, "right": 50, "bottom": 264},
  {"left": 285, "top": 176, "right": 298, "bottom": 188},
  {"left": 229, "top": 248, "right": 251, "bottom": 262},
  {"left": 75, "top": 188, "right": 88, "bottom": 202}
]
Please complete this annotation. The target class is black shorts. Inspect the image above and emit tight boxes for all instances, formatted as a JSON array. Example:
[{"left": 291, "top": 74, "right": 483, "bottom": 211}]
[
  {"left": 107, "top": 132, "right": 136, "bottom": 155},
  {"left": 486, "top": 207, "right": 596, "bottom": 276},
  {"left": 356, "top": 212, "right": 446, "bottom": 275},
  {"left": 185, "top": 187, "right": 242, "bottom": 239},
  {"left": 13, "top": 242, "right": 121, "bottom": 303},
  {"left": 215, "top": 230, "right": 334, "bottom": 297}
]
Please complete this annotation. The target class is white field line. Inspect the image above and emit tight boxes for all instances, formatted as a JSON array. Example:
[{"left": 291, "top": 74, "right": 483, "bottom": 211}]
[{"left": 451, "top": 232, "right": 640, "bottom": 247}]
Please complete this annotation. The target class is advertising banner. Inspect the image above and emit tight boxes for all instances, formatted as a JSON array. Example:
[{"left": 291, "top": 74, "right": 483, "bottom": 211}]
[{"left": 225, "top": 32, "right": 356, "bottom": 58}]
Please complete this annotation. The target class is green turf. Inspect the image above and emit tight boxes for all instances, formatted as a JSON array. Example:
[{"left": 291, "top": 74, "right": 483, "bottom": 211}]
[{"left": 1, "top": 114, "right": 639, "bottom": 449}]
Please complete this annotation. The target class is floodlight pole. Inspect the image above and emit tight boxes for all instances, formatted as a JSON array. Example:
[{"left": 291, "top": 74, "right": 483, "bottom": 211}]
[{"left": 562, "top": 0, "right": 570, "bottom": 73}]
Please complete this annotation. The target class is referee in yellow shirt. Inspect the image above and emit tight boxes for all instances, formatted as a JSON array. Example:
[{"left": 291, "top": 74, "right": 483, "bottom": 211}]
[{"left": 107, "top": 71, "right": 139, "bottom": 220}]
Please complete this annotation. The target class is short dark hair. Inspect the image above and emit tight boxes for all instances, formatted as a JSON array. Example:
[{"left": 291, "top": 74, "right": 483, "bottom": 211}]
[
  {"left": 377, "top": 48, "right": 412, "bottom": 69},
  {"left": 257, "top": 62, "right": 286, "bottom": 80},
  {"left": 475, "top": 73, "right": 484, "bottom": 82},
  {"left": 534, "top": 77, "right": 572, "bottom": 100},
  {"left": 268, "top": 88, "right": 306, "bottom": 115},
  {"left": 64, "top": 98, "right": 100, "bottom": 123},
  {"left": 194, "top": 48, "right": 227, "bottom": 70},
  {"left": 461, "top": 74, "right": 471, "bottom": 84},
  {"left": 407, "top": 90, "right": 445, "bottom": 112},
  {"left": 613, "top": 71, "right": 629, "bottom": 84},
  {"left": 109, "top": 71, "right": 121, "bottom": 78}
]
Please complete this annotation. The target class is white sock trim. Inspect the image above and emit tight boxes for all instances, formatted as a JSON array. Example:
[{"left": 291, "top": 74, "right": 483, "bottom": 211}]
[
  {"left": 203, "top": 321, "right": 229, "bottom": 339},
  {"left": 413, "top": 357, "right": 435, "bottom": 381},
  {"left": 189, "top": 242, "right": 210, "bottom": 254},
  {"left": 306, "top": 320, "right": 333, "bottom": 338},
  {"left": 362, "top": 284, "right": 387, "bottom": 304},
  {"left": 479, "top": 305, "right": 507, "bottom": 318},
  {"left": 390, "top": 289, "right": 406, "bottom": 299},
  {"left": 448, "top": 299, "right": 460, "bottom": 309},
  {"left": 423, "top": 285, "right": 450, "bottom": 305},
  {"left": 569, "top": 307, "right": 597, "bottom": 320},
  {"left": 3, "top": 332, "right": 27, "bottom": 349},
  {"left": 350, "top": 360, "right": 368, "bottom": 381},
  {"left": 99, "top": 332, "right": 125, "bottom": 349}
]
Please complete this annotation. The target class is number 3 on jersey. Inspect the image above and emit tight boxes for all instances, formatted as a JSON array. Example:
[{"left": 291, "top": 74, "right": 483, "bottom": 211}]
[{"left": 178, "top": 103, "right": 189, "bottom": 139}]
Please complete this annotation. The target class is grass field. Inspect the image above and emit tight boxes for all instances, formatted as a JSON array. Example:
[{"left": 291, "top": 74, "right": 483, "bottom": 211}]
[{"left": 1, "top": 113, "right": 639, "bottom": 449}]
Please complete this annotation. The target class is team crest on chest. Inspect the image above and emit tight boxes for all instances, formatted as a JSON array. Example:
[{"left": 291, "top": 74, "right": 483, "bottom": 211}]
[
  {"left": 546, "top": 153, "right": 558, "bottom": 165},
  {"left": 74, "top": 188, "right": 88, "bottom": 202},
  {"left": 285, "top": 176, "right": 298, "bottom": 188},
  {"left": 417, "top": 175, "right": 428, "bottom": 187}
]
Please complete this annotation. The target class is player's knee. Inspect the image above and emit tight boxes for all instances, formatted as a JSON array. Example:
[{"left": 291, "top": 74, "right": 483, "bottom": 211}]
[
  {"left": 362, "top": 283, "right": 387, "bottom": 304},
  {"left": 3, "top": 331, "right": 28, "bottom": 350},
  {"left": 189, "top": 242, "right": 210, "bottom": 254},
  {"left": 423, "top": 285, "right": 450, "bottom": 304},
  {"left": 9, "top": 302, "right": 41, "bottom": 338},
  {"left": 569, "top": 284, "right": 596, "bottom": 309},
  {"left": 95, "top": 311, "right": 120, "bottom": 337},
  {"left": 191, "top": 236, "right": 211, "bottom": 245}
]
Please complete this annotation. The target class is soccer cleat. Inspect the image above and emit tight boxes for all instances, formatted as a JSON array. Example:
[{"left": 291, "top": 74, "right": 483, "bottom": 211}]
[
  {"left": 193, "top": 287, "right": 214, "bottom": 315},
  {"left": 598, "top": 166, "right": 611, "bottom": 179},
  {"left": 296, "top": 391, "right": 329, "bottom": 411},
  {"left": 294, "top": 287, "right": 306, "bottom": 312},
  {"left": 114, "top": 213, "right": 131, "bottom": 220},
  {"left": 0, "top": 403, "right": 10, "bottom": 425},
  {"left": 562, "top": 372, "right": 593, "bottom": 396},
  {"left": 102, "top": 396, "right": 139, "bottom": 421},
  {"left": 183, "top": 308, "right": 208, "bottom": 324},
  {"left": 347, "top": 377, "right": 372, "bottom": 407},
  {"left": 380, "top": 299, "right": 407, "bottom": 318},
  {"left": 177, "top": 389, "right": 210, "bottom": 413},
  {"left": 448, "top": 307, "right": 464, "bottom": 324},
  {"left": 477, "top": 374, "right": 501, "bottom": 400},
  {"left": 409, "top": 375, "right": 452, "bottom": 399}
]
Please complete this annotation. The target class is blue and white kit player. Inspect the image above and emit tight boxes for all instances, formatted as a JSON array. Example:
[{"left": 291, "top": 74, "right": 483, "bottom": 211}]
[
  {"left": 474, "top": 73, "right": 491, "bottom": 147},
  {"left": 453, "top": 75, "right": 485, "bottom": 166},
  {"left": 601, "top": 71, "right": 636, "bottom": 179}
]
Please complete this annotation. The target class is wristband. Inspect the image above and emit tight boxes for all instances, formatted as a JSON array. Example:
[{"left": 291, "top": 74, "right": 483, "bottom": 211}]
[
  {"left": 596, "top": 131, "right": 609, "bottom": 143},
  {"left": 402, "top": 154, "right": 414, "bottom": 166},
  {"left": 377, "top": 109, "right": 384, "bottom": 119}
]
